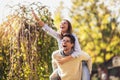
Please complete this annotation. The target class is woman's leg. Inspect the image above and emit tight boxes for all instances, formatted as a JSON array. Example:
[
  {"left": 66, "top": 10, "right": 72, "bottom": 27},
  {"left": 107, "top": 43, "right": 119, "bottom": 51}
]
[{"left": 82, "top": 62, "right": 90, "bottom": 80}]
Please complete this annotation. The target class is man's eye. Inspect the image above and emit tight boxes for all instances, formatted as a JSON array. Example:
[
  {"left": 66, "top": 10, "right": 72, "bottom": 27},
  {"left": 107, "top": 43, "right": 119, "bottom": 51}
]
[{"left": 62, "top": 40, "right": 70, "bottom": 43}]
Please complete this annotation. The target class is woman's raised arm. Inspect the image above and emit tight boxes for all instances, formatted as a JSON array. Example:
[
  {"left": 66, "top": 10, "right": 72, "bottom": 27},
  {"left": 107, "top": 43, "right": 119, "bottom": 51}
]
[{"left": 32, "top": 10, "right": 60, "bottom": 40}]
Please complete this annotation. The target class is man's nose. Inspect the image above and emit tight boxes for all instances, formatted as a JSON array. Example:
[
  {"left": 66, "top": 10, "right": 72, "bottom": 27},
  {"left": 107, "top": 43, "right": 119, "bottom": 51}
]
[
  {"left": 62, "top": 41, "right": 67, "bottom": 44},
  {"left": 63, "top": 41, "right": 66, "bottom": 44}
]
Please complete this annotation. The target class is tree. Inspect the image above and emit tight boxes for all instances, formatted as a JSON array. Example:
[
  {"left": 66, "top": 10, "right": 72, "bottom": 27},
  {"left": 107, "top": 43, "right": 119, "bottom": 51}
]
[
  {"left": 0, "top": 2, "right": 57, "bottom": 80},
  {"left": 70, "top": 0, "right": 120, "bottom": 64}
]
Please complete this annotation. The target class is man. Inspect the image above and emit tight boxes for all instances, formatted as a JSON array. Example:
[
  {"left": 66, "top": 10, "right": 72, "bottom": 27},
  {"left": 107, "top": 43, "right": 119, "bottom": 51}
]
[{"left": 50, "top": 34, "right": 92, "bottom": 80}]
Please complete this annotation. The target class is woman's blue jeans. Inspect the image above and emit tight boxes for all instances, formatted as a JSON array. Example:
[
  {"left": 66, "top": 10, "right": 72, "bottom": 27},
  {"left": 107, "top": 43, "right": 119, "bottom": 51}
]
[{"left": 82, "top": 61, "right": 90, "bottom": 80}]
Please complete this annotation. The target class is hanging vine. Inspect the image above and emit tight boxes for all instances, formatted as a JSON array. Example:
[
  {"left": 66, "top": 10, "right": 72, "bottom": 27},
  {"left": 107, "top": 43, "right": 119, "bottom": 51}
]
[{"left": 0, "top": 2, "right": 57, "bottom": 80}]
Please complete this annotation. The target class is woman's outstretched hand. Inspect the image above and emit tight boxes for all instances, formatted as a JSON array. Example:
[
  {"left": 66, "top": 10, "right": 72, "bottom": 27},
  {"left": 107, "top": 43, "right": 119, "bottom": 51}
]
[{"left": 32, "top": 10, "right": 45, "bottom": 27}]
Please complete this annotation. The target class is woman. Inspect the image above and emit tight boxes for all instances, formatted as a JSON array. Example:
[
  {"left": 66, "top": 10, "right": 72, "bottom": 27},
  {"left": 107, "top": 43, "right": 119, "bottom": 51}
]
[{"left": 32, "top": 10, "right": 90, "bottom": 80}]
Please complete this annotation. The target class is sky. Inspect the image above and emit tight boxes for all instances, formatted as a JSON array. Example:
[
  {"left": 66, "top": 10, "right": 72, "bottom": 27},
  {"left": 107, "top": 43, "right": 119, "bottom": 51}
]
[
  {"left": 1, "top": 0, "right": 120, "bottom": 24},
  {"left": 0, "top": 0, "right": 72, "bottom": 24}
]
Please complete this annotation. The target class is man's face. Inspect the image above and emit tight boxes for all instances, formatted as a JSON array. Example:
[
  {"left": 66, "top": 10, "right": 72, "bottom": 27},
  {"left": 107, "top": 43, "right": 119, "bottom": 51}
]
[{"left": 62, "top": 36, "right": 74, "bottom": 51}]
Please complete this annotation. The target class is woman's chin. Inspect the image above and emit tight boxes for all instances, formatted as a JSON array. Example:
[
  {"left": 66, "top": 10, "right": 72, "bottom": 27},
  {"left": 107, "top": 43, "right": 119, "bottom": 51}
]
[{"left": 60, "top": 30, "right": 66, "bottom": 33}]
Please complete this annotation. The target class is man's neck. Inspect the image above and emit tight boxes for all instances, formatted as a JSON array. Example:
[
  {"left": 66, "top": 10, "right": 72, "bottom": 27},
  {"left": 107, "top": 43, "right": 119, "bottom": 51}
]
[{"left": 63, "top": 50, "right": 72, "bottom": 56}]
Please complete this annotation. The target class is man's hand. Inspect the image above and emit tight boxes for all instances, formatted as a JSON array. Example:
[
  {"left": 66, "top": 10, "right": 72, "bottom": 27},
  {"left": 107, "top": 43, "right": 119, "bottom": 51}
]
[{"left": 32, "top": 10, "right": 45, "bottom": 27}]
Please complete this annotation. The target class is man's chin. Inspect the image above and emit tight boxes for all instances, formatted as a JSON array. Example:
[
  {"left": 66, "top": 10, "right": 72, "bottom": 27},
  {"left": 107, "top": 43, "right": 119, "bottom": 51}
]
[{"left": 63, "top": 48, "right": 68, "bottom": 51}]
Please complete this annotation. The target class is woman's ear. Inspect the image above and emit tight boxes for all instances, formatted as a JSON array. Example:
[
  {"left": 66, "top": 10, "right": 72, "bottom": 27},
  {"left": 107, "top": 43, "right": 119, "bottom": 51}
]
[{"left": 71, "top": 43, "right": 74, "bottom": 49}]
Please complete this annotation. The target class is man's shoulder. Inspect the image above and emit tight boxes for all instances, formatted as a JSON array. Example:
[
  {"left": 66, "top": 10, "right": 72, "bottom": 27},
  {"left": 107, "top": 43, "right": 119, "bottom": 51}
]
[
  {"left": 52, "top": 50, "right": 62, "bottom": 59},
  {"left": 53, "top": 50, "right": 60, "bottom": 54},
  {"left": 52, "top": 50, "right": 60, "bottom": 56}
]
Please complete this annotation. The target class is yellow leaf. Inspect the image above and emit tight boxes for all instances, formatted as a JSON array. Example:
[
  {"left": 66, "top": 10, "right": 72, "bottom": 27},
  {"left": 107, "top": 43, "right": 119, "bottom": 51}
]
[{"left": 102, "top": 14, "right": 110, "bottom": 24}]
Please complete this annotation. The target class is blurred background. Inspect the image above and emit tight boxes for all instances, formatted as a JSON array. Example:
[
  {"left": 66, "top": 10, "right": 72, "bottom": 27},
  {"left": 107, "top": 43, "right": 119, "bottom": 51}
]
[{"left": 0, "top": 0, "right": 120, "bottom": 80}]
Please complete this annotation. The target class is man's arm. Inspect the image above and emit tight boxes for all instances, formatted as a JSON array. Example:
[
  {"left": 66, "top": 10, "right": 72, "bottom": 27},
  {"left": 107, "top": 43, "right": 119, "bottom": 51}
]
[
  {"left": 51, "top": 59, "right": 58, "bottom": 71},
  {"left": 51, "top": 50, "right": 62, "bottom": 70}
]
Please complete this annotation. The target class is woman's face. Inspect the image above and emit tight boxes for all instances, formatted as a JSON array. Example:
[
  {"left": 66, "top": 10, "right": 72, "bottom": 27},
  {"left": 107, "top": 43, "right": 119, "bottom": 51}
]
[{"left": 60, "top": 20, "right": 68, "bottom": 33}]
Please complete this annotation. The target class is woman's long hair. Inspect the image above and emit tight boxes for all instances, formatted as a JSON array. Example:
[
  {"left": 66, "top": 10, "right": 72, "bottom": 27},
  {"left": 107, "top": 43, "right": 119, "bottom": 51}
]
[
  {"left": 63, "top": 19, "right": 72, "bottom": 34},
  {"left": 60, "top": 19, "right": 72, "bottom": 38}
]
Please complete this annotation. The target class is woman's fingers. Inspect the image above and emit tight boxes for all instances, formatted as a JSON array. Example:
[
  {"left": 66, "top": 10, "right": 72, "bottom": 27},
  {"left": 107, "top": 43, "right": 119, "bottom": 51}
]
[
  {"left": 32, "top": 10, "right": 40, "bottom": 21},
  {"left": 31, "top": 9, "right": 45, "bottom": 27}
]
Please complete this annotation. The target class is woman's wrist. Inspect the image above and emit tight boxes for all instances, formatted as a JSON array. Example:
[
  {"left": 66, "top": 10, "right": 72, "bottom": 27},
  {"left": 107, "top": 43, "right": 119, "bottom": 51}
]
[{"left": 38, "top": 20, "right": 45, "bottom": 27}]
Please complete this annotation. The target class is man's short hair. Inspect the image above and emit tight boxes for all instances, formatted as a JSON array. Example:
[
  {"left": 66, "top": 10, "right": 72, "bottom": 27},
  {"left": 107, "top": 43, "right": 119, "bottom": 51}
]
[{"left": 62, "top": 33, "right": 75, "bottom": 44}]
